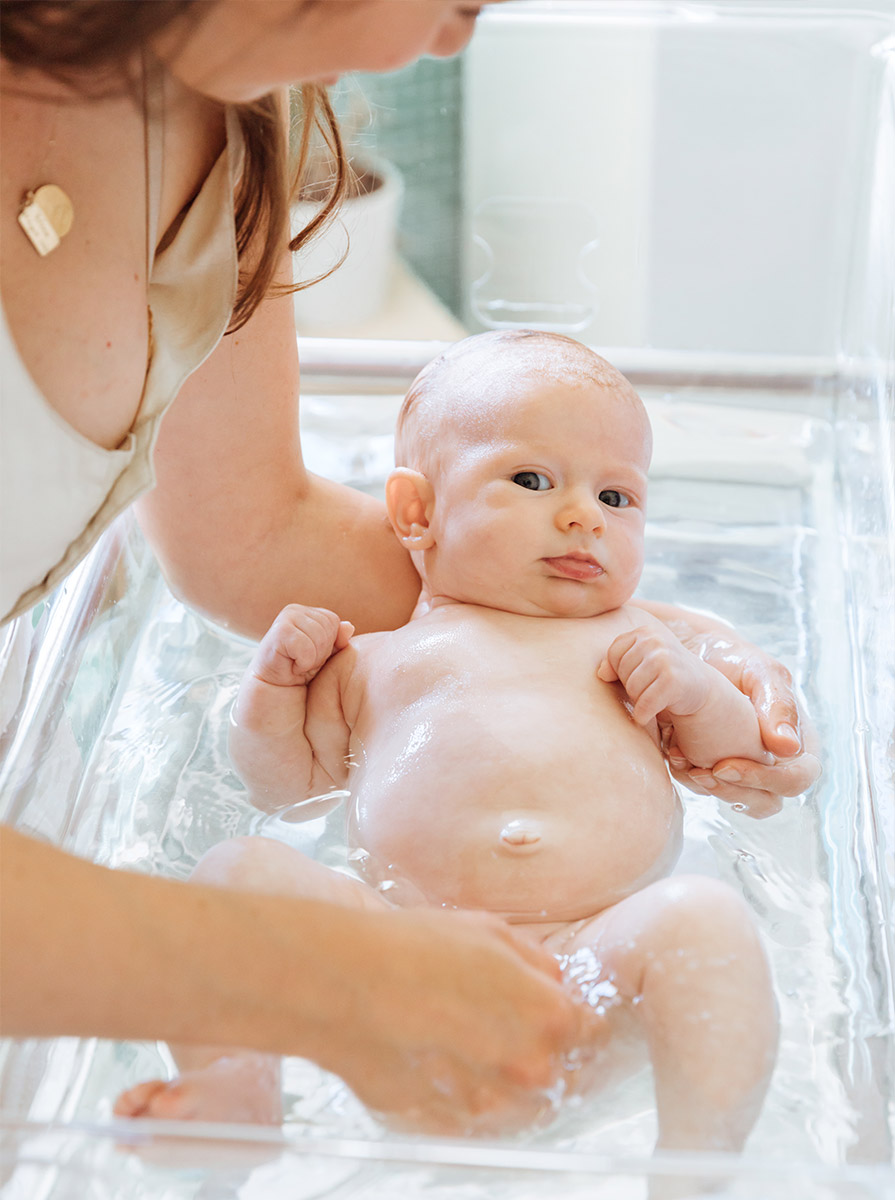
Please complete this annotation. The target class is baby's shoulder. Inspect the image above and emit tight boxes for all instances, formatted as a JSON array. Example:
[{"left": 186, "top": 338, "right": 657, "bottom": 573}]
[
  {"left": 567, "top": 603, "right": 668, "bottom": 655},
  {"left": 325, "top": 629, "right": 398, "bottom": 689},
  {"left": 577, "top": 603, "right": 650, "bottom": 636},
  {"left": 610, "top": 602, "right": 671, "bottom": 635}
]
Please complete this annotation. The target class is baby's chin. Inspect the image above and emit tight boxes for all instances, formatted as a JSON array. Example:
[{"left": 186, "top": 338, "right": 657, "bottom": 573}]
[
  {"left": 484, "top": 589, "right": 630, "bottom": 620},
  {"left": 535, "top": 599, "right": 622, "bottom": 619},
  {"left": 425, "top": 580, "right": 635, "bottom": 619}
]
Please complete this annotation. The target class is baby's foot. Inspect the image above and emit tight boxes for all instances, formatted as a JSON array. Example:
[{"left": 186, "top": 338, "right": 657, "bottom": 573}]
[{"left": 114, "top": 1054, "right": 282, "bottom": 1125}]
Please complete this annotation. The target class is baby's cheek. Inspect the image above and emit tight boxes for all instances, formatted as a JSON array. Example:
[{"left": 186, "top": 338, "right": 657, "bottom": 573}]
[{"left": 623, "top": 535, "right": 645, "bottom": 582}]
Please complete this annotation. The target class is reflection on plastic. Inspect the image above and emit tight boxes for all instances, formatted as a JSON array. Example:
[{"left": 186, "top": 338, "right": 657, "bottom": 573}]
[
  {"left": 470, "top": 196, "right": 599, "bottom": 332},
  {"left": 261, "top": 790, "right": 350, "bottom": 826}
]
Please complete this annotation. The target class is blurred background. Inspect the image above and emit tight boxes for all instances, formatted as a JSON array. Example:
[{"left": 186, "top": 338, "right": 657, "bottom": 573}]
[{"left": 293, "top": 0, "right": 895, "bottom": 363}]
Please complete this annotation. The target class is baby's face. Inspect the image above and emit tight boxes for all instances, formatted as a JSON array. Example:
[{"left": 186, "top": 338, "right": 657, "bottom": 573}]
[{"left": 421, "top": 379, "right": 650, "bottom": 618}]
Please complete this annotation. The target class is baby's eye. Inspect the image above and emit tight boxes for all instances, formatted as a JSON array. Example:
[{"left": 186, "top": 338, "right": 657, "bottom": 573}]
[
  {"left": 512, "top": 471, "right": 552, "bottom": 491},
  {"left": 599, "top": 489, "right": 630, "bottom": 508}
]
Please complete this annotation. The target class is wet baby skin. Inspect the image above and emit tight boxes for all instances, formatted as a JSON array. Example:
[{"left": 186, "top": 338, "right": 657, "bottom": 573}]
[
  {"left": 309, "top": 338, "right": 766, "bottom": 929},
  {"left": 318, "top": 602, "right": 682, "bottom": 924},
  {"left": 116, "top": 334, "right": 779, "bottom": 1166}
]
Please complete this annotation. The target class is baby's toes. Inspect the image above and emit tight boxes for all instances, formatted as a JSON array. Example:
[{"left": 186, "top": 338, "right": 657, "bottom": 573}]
[
  {"left": 113, "top": 1079, "right": 172, "bottom": 1118},
  {"left": 140, "top": 1079, "right": 200, "bottom": 1120}
]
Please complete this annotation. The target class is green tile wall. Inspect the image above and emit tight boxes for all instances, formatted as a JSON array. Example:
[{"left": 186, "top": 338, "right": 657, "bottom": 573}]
[{"left": 337, "top": 56, "right": 465, "bottom": 317}]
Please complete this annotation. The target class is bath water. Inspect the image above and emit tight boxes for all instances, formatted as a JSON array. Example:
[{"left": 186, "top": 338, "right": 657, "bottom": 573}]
[{"left": 0, "top": 382, "right": 891, "bottom": 1196}]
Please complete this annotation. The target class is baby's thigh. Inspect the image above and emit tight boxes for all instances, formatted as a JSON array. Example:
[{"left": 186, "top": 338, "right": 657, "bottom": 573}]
[
  {"left": 191, "top": 835, "right": 388, "bottom": 914},
  {"left": 548, "top": 874, "right": 764, "bottom": 1016},
  {"left": 549, "top": 876, "right": 757, "bottom": 991},
  {"left": 543, "top": 877, "right": 762, "bottom": 1076}
]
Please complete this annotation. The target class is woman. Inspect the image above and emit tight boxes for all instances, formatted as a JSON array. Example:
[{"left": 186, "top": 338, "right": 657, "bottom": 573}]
[{"left": 0, "top": 1, "right": 819, "bottom": 1131}]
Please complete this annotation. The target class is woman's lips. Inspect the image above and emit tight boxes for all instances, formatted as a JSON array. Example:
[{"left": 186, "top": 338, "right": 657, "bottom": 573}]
[{"left": 543, "top": 554, "right": 604, "bottom": 581}]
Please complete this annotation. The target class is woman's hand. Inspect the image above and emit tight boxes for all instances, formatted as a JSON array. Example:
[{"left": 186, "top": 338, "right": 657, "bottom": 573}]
[
  {"left": 317, "top": 905, "right": 599, "bottom": 1136},
  {"left": 669, "top": 636, "right": 821, "bottom": 816},
  {"left": 0, "top": 832, "right": 594, "bottom": 1135},
  {"left": 632, "top": 602, "right": 821, "bottom": 816}
]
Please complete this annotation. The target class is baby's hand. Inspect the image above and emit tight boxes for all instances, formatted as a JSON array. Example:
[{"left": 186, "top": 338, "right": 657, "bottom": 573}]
[
  {"left": 598, "top": 624, "right": 712, "bottom": 726},
  {"left": 251, "top": 604, "right": 354, "bottom": 688}
]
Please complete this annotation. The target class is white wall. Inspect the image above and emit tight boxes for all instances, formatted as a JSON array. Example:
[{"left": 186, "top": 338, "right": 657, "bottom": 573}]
[{"left": 462, "top": 1, "right": 892, "bottom": 357}]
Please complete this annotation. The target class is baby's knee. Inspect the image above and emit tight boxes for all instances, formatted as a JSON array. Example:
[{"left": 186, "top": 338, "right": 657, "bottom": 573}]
[
  {"left": 645, "top": 875, "right": 765, "bottom": 963},
  {"left": 191, "top": 835, "right": 292, "bottom": 891}
]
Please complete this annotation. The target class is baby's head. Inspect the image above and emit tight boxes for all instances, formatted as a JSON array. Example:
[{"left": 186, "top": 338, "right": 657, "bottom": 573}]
[{"left": 386, "top": 330, "right": 652, "bottom": 619}]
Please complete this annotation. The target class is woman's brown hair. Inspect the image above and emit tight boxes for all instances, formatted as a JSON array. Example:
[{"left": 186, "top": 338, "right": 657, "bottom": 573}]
[{"left": 0, "top": 0, "right": 349, "bottom": 331}]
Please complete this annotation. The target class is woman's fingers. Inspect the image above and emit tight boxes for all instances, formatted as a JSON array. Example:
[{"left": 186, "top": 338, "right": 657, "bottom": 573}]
[
  {"left": 741, "top": 660, "right": 804, "bottom": 755},
  {"left": 698, "top": 643, "right": 821, "bottom": 786},
  {"left": 487, "top": 919, "right": 563, "bottom": 982},
  {"left": 679, "top": 749, "right": 821, "bottom": 816},
  {"left": 707, "top": 752, "right": 822, "bottom": 798},
  {"left": 334, "top": 907, "right": 590, "bottom": 1132},
  {"left": 683, "top": 770, "right": 783, "bottom": 818}
]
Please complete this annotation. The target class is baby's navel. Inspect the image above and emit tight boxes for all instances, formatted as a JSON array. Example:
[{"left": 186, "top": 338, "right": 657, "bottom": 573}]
[{"left": 500, "top": 817, "right": 543, "bottom": 853}]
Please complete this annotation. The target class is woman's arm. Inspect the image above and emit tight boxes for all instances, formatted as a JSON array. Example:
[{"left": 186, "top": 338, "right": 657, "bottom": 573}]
[
  {"left": 137, "top": 251, "right": 421, "bottom": 641},
  {"left": 0, "top": 827, "right": 591, "bottom": 1129},
  {"left": 631, "top": 598, "right": 821, "bottom": 812}
]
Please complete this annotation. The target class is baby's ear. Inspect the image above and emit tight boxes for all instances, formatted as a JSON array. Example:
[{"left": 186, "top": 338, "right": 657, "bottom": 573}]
[{"left": 386, "top": 468, "right": 436, "bottom": 550}]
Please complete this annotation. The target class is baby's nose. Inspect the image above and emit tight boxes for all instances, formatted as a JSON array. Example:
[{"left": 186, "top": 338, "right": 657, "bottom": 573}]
[{"left": 557, "top": 492, "right": 605, "bottom": 533}]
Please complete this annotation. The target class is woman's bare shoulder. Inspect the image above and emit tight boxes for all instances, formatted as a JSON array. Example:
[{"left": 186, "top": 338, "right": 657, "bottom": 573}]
[{"left": 0, "top": 60, "right": 225, "bottom": 449}]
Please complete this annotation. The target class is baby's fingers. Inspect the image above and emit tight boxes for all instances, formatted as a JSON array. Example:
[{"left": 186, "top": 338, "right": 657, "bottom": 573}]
[
  {"left": 254, "top": 605, "right": 345, "bottom": 685},
  {"left": 630, "top": 678, "right": 675, "bottom": 725},
  {"left": 602, "top": 630, "right": 640, "bottom": 678},
  {"left": 334, "top": 620, "right": 355, "bottom": 651},
  {"left": 283, "top": 606, "right": 337, "bottom": 650},
  {"left": 597, "top": 657, "right": 618, "bottom": 683}
]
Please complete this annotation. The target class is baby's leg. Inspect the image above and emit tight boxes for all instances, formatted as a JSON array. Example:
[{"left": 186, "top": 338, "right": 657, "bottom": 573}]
[
  {"left": 546, "top": 875, "right": 778, "bottom": 1155},
  {"left": 114, "top": 836, "right": 387, "bottom": 1124}
]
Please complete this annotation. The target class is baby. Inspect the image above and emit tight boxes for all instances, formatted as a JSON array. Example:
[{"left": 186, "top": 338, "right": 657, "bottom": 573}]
[{"left": 117, "top": 331, "right": 779, "bottom": 1153}]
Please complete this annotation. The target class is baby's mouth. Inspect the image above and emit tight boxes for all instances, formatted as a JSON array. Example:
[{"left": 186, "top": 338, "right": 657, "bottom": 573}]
[{"left": 542, "top": 553, "right": 604, "bottom": 581}]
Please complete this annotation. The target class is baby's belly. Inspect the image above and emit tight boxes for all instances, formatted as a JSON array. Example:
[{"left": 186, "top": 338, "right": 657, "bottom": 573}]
[{"left": 349, "top": 708, "right": 682, "bottom": 921}]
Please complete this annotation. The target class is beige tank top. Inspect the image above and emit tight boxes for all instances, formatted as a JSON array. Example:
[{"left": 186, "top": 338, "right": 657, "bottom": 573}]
[{"left": 0, "top": 103, "right": 244, "bottom": 626}]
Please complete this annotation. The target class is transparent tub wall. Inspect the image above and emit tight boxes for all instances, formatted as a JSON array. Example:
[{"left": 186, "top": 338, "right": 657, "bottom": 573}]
[
  {"left": 1, "top": 353, "right": 892, "bottom": 1198},
  {"left": 2, "top": 2, "right": 895, "bottom": 1197}
]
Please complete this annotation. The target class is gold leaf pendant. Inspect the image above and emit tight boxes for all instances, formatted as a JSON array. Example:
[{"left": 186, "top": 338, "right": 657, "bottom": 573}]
[{"left": 18, "top": 184, "right": 74, "bottom": 256}]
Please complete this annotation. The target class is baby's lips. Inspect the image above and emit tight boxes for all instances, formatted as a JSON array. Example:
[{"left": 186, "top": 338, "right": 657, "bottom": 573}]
[{"left": 543, "top": 553, "right": 604, "bottom": 581}]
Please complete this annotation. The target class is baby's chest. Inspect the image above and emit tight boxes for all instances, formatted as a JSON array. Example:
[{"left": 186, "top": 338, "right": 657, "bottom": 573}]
[
  {"left": 350, "top": 625, "right": 667, "bottom": 817},
  {"left": 353, "top": 618, "right": 622, "bottom": 725}
]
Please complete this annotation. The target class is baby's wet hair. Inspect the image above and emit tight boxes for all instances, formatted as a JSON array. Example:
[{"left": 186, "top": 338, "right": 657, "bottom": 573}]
[{"left": 395, "top": 330, "right": 649, "bottom": 472}]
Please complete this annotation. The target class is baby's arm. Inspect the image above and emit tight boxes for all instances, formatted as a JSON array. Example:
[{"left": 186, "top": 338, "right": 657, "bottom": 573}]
[
  {"left": 598, "top": 614, "right": 772, "bottom": 772},
  {"left": 229, "top": 605, "right": 354, "bottom": 813}
]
